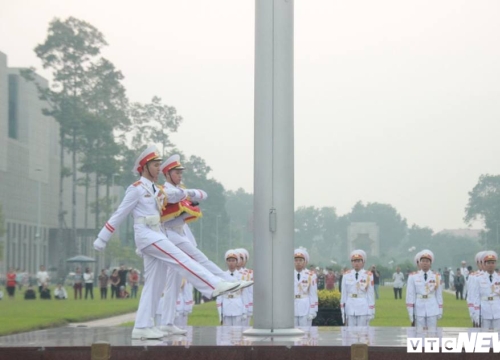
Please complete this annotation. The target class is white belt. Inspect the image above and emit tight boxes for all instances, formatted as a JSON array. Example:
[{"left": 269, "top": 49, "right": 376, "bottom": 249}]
[
  {"left": 348, "top": 294, "right": 365, "bottom": 298},
  {"left": 481, "top": 296, "right": 500, "bottom": 301},
  {"left": 135, "top": 215, "right": 161, "bottom": 231},
  {"left": 295, "top": 294, "right": 306, "bottom": 299},
  {"left": 417, "top": 294, "right": 434, "bottom": 299}
]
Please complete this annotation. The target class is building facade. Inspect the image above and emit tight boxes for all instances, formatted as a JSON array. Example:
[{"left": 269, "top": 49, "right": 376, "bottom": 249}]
[{"left": 0, "top": 51, "right": 101, "bottom": 277}]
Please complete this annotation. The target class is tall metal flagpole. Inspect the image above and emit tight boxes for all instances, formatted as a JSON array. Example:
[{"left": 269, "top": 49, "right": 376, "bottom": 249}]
[{"left": 244, "top": 0, "right": 302, "bottom": 336}]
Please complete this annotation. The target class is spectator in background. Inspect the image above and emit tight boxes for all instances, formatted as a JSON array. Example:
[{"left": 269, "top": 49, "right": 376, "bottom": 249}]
[
  {"left": 84, "top": 267, "right": 94, "bottom": 300},
  {"left": 338, "top": 267, "right": 348, "bottom": 293},
  {"left": 21, "top": 270, "right": 30, "bottom": 289},
  {"left": 15, "top": 268, "right": 23, "bottom": 291},
  {"left": 443, "top": 268, "right": 450, "bottom": 289},
  {"left": 98, "top": 269, "right": 109, "bottom": 299},
  {"left": 36, "top": 265, "right": 50, "bottom": 293},
  {"left": 118, "top": 265, "right": 129, "bottom": 292},
  {"left": 454, "top": 269, "right": 465, "bottom": 300},
  {"left": 24, "top": 285, "right": 36, "bottom": 300},
  {"left": 316, "top": 269, "right": 325, "bottom": 290},
  {"left": 110, "top": 269, "right": 120, "bottom": 299},
  {"left": 460, "top": 261, "right": 469, "bottom": 279},
  {"left": 449, "top": 267, "right": 455, "bottom": 291},
  {"left": 129, "top": 269, "right": 139, "bottom": 299},
  {"left": 6, "top": 267, "right": 17, "bottom": 299},
  {"left": 54, "top": 283, "right": 68, "bottom": 299},
  {"left": 73, "top": 267, "right": 83, "bottom": 300},
  {"left": 392, "top": 266, "right": 405, "bottom": 299},
  {"left": 118, "top": 285, "right": 130, "bottom": 299},
  {"left": 40, "top": 283, "right": 51, "bottom": 299},
  {"left": 371, "top": 265, "right": 381, "bottom": 299},
  {"left": 325, "top": 269, "right": 336, "bottom": 290}
]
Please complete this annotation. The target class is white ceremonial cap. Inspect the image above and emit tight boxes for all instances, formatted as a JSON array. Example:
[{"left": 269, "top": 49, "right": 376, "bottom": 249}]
[
  {"left": 294, "top": 247, "right": 310, "bottom": 263},
  {"left": 225, "top": 249, "right": 239, "bottom": 260},
  {"left": 475, "top": 251, "right": 486, "bottom": 264},
  {"left": 419, "top": 249, "right": 434, "bottom": 263},
  {"left": 350, "top": 249, "right": 366, "bottom": 263},
  {"left": 132, "top": 145, "right": 162, "bottom": 176},
  {"left": 160, "top": 154, "right": 185, "bottom": 175},
  {"left": 482, "top": 251, "right": 498, "bottom": 262}
]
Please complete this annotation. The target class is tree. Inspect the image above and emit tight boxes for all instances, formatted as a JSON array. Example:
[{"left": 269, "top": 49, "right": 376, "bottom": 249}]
[
  {"left": 294, "top": 206, "right": 339, "bottom": 266},
  {"left": 464, "top": 174, "right": 500, "bottom": 250},
  {"left": 225, "top": 188, "right": 254, "bottom": 247},
  {"left": 129, "top": 97, "right": 182, "bottom": 157},
  {"left": 30, "top": 17, "right": 108, "bottom": 255},
  {"left": 78, "top": 58, "right": 129, "bottom": 227}
]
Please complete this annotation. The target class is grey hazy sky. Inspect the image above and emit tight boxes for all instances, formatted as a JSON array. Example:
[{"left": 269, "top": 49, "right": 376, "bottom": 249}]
[{"left": 2, "top": 0, "right": 499, "bottom": 231}]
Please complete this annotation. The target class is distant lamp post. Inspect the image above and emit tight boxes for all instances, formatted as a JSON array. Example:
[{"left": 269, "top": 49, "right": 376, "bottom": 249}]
[
  {"left": 35, "top": 168, "right": 42, "bottom": 269},
  {"left": 216, "top": 215, "right": 221, "bottom": 263},
  {"left": 111, "top": 173, "right": 120, "bottom": 206}
]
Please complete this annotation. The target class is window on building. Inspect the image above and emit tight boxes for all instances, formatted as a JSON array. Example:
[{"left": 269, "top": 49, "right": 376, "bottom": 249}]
[{"left": 8, "top": 74, "right": 19, "bottom": 139}]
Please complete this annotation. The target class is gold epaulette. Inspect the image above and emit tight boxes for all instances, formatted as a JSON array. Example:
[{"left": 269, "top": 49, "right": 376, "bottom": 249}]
[{"left": 133, "top": 180, "right": 142, "bottom": 187}]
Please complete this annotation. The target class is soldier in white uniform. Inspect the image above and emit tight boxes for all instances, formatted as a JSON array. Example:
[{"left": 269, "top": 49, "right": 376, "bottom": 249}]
[
  {"left": 340, "top": 249, "right": 375, "bottom": 327},
  {"left": 472, "top": 251, "right": 500, "bottom": 330},
  {"left": 235, "top": 248, "right": 253, "bottom": 326},
  {"left": 217, "top": 250, "right": 247, "bottom": 326},
  {"left": 466, "top": 251, "right": 485, "bottom": 327},
  {"left": 293, "top": 248, "right": 318, "bottom": 327},
  {"left": 406, "top": 249, "right": 443, "bottom": 331},
  {"left": 94, "top": 145, "right": 247, "bottom": 339},
  {"left": 174, "top": 279, "right": 193, "bottom": 327},
  {"left": 157, "top": 154, "right": 243, "bottom": 335}
]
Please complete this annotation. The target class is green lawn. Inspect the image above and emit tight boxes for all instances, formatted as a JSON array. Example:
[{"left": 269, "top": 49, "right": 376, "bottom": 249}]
[
  {"left": 0, "top": 286, "right": 139, "bottom": 335},
  {"left": 371, "top": 286, "right": 471, "bottom": 327},
  {"left": 0, "top": 286, "right": 473, "bottom": 335}
]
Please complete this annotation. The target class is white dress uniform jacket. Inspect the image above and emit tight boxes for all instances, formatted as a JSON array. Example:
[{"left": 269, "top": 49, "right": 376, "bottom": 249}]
[
  {"left": 472, "top": 271, "right": 500, "bottom": 321},
  {"left": 216, "top": 270, "right": 246, "bottom": 324},
  {"left": 97, "top": 177, "right": 186, "bottom": 250},
  {"left": 466, "top": 270, "right": 482, "bottom": 322},
  {"left": 340, "top": 269, "right": 375, "bottom": 318},
  {"left": 406, "top": 270, "right": 443, "bottom": 320},
  {"left": 294, "top": 269, "right": 318, "bottom": 318}
]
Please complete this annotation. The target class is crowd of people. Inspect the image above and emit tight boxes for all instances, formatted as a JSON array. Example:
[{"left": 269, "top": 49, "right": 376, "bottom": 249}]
[{"left": 1, "top": 263, "right": 141, "bottom": 301}]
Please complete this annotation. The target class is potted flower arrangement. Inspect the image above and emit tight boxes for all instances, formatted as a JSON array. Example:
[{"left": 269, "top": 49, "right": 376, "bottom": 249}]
[{"left": 312, "top": 289, "right": 343, "bottom": 326}]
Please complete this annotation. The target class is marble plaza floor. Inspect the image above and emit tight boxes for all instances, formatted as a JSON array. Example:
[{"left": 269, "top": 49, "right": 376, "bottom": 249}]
[{"left": 0, "top": 325, "right": 495, "bottom": 347}]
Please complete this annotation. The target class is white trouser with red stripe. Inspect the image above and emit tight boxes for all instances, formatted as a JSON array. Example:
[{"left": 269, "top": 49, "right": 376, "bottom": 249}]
[
  {"left": 134, "top": 239, "right": 222, "bottom": 329},
  {"left": 166, "top": 227, "right": 230, "bottom": 281},
  {"left": 158, "top": 267, "right": 182, "bottom": 326},
  {"left": 156, "top": 227, "right": 231, "bottom": 326}
]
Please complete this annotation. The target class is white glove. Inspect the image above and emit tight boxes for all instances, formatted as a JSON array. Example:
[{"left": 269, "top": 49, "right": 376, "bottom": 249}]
[
  {"left": 341, "top": 309, "right": 345, "bottom": 324},
  {"left": 369, "top": 314, "right": 375, "bottom": 320},
  {"left": 135, "top": 248, "right": 144, "bottom": 258},
  {"left": 409, "top": 314, "right": 414, "bottom": 323},
  {"left": 307, "top": 314, "right": 314, "bottom": 321},
  {"left": 175, "top": 311, "right": 180, "bottom": 318},
  {"left": 93, "top": 238, "right": 107, "bottom": 252},
  {"left": 242, "top": 314, "right": 248, "bottom": 320},
  {"left": 185, "top": 189, "right": 197, "bottom": 198},
  {"left": 438, "top": 313, "right": 442, "bottom": 320}
]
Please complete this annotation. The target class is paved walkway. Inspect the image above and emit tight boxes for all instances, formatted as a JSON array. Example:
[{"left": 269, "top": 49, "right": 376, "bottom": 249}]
[{"left": 68, "top": 312, "right": 136, "bottom": 328}]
